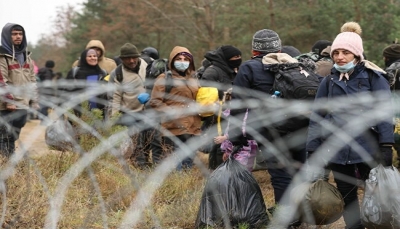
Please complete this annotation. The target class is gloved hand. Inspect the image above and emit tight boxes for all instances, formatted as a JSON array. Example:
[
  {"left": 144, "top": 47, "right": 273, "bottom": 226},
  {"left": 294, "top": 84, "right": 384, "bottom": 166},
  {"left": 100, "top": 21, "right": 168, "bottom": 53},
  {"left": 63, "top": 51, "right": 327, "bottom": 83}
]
[
  {"left": 138, "top": 92, "right": 150, "bottom": 104},
  {"left": 380, "top": 145, "right": 393, "bottom": 166}
]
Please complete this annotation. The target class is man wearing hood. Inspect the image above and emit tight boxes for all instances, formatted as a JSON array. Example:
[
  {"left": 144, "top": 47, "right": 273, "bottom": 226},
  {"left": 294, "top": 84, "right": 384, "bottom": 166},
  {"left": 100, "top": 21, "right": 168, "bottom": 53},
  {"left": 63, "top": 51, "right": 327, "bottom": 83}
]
[
  {"left": 72, "top": 40, "right": 117, "bottom": 74},
  {"left": 201, "top": 45, "right": 241, "bottom": 97},
  {"left": 0, "top": 23, "right": 39, "bottom": 157},
  {"left": 199, "top": 45, "right": 242, "bottom": 169}
]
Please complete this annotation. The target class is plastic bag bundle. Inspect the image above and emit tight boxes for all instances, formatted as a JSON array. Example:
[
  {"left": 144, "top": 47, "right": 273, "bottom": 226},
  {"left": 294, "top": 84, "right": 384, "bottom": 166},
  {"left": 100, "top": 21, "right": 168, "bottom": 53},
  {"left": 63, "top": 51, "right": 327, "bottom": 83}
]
[
  {"left": 45, "top": 119, "right": 76, "bottom": 151},
  {"left": 361, "top": 165, "right": 400, "bottom": 228},
  {"left": 195, "top": 157, "right": 269, "bottom": 228},
  {"left": 291, "top": 179, "right": 344, "bottom": 225}
]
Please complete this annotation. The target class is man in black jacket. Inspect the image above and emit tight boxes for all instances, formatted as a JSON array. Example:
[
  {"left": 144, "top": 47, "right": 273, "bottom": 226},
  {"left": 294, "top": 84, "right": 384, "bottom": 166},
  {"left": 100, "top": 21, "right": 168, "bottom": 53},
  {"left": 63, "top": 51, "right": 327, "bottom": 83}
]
[{"left": 199, "top": 45, "right": 242, "bottom": 169}]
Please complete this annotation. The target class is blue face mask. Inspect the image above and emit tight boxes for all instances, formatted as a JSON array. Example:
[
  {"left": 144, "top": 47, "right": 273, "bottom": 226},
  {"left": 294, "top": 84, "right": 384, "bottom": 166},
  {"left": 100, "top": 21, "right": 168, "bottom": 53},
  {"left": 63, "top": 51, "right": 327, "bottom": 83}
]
[
  {"left": 333, "top": 60, "right": 356, "bottom": 73},
  {"left": 174, "top": 61, "right": 190, "bottom": 72}
]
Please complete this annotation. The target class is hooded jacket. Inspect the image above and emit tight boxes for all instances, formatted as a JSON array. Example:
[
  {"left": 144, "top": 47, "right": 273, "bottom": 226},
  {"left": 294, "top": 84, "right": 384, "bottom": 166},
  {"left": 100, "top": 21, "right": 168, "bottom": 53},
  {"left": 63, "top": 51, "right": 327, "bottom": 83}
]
[
  {"left": 201, "top": 47, "right": 237, "bottom": 99},
  {"left": 72, "top": 40, "right": 117, "bottom": 74},
  {"left": 0, "top": 23, "right": 38, "bottom": 110},
  {"left": 150, "top": 46, "right": 201, "bottom": 136}
]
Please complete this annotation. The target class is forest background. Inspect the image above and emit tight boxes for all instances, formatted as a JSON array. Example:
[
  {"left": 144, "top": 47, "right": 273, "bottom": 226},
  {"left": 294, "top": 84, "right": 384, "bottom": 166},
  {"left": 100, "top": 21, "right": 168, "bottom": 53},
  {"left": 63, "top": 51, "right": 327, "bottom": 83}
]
[{"left": 30, "top": 0, "right": 400, "bottom": 76}]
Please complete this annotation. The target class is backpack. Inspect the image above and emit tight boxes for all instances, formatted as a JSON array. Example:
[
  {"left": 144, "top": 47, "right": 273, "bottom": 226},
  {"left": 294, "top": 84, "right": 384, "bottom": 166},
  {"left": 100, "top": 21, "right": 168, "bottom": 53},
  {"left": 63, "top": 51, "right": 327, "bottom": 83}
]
[
  {"left": 147, "top": 58, "right": 168, "bottom": 80},
  {"left": 115, "top": 64, "right": 124, "bottom": 83},
  {"left": 296, "top": 52, "right": 320, "bottom": 62},
  {"left": 195, "top": 59, "right": 212, "bottom": 79},
  {"left": 145, "top": 58, "right": 174, "bottom": 95},
  {"left": 265, "top": 62, "right": 320, "bottom": 131},
  {"left": 384, "top": 61, "right": 399, "bottom": 89},
  {"left": 267, "top": 63, "right": 320, "bottom": 100},
  {"left": 295, "top": 52, "right": 333, "bottom": 73}
]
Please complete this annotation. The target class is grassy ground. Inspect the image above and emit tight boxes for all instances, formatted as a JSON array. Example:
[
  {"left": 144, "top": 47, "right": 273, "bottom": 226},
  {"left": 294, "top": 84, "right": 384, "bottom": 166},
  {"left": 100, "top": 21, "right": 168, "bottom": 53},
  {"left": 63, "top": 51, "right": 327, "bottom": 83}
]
[
  {"left": 0, "top": 151, "right": 352, "bottom": 229},
  {"left": 4, "top": 107, "right": 395, "bottom": 228}
]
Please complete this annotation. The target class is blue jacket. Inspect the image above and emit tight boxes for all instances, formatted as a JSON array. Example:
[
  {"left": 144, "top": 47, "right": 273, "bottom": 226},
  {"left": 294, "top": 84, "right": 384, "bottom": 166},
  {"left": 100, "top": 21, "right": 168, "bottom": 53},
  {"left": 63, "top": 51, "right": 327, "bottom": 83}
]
[
  {"left": 229, "top": 56, "right": 275, "bottom": 142},
  {"left": 306, "top": 64, "right": 394, "bottom": 165},
  {"left": 231, "top": 56, "right": 274, "bottom": 101}
]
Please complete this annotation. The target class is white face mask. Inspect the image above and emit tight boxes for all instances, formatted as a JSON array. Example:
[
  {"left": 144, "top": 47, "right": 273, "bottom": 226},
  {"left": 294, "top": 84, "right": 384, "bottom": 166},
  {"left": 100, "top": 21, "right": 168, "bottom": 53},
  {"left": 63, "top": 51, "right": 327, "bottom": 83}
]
[
  {"left": 174, "top": 61, "right": 190, "bottom": 71},
  {"left": 333, "top": 60, "right": 356, "bottom": 73}
]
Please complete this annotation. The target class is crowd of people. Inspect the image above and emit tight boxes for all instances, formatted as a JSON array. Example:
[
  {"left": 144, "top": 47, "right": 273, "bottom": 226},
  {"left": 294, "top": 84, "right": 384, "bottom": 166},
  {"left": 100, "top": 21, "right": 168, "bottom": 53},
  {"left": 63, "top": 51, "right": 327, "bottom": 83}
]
[{"left": 0, "top": 20, "right": 399, "bottom": 229}]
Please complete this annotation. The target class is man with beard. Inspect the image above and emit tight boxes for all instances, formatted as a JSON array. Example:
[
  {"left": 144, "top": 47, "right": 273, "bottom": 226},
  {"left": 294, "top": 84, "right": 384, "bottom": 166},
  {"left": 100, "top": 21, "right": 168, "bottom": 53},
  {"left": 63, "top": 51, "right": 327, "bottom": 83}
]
[
  {"left": 109, "top": 43, "right": 153, "bottom": 168},
  {"left": 0, "top": 23, "right": 39, "bottom": 157}
]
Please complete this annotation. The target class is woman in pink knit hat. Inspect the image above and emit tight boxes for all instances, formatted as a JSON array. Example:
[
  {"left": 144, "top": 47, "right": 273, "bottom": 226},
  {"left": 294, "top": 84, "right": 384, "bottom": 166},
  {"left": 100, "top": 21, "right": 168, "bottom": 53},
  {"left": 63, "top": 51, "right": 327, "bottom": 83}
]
[{"left": 306, "top": 22, "right": 394, "bottom": 229}]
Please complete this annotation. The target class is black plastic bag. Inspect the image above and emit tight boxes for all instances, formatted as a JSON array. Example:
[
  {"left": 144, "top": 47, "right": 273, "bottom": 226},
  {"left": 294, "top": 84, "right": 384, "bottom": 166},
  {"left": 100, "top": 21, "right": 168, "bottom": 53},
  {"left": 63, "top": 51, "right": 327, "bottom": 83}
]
[{"left": 195, "top": 156, "right": 269, "bottom": 228}]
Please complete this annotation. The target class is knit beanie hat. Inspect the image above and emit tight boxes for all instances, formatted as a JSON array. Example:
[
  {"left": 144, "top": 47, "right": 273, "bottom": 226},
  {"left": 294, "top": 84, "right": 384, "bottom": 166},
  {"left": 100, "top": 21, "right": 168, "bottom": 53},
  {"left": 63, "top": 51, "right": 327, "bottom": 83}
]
[
  {"left": 252, "top": 29, "right": 281, "bottom": 54},
  {"left": 383, "top": 44, "right": 400, "bottom": 59},
  {"left": 45, "top": 60, "right": 55, "bottom": 68},
  {"left": 119, "top": 43, "right": 140, "bottom": 58},
  {"left": 311, "top": 40, "right": 332, "bottom": 56},
  {"left": 330, "top": 22, "right": 364, "bottom": 60},
  {"left": 220, "top": 45, "right": 242, "bottom": 61},
  {"left": 281, "top": 45, "right": 301, "bottom": 57}
]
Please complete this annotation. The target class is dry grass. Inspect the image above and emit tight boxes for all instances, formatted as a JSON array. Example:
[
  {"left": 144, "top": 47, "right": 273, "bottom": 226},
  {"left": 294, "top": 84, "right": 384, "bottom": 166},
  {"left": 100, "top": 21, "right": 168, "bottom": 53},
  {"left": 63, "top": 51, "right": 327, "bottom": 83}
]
[
  {"left": 3, "top": 106, "right": 389, "bottom": 228},
  {"left": 0, "top": 151, "right": 353, "bottom": 229},
  {"left": 0, "top": 152, "right": 205, "bottom": 228}
]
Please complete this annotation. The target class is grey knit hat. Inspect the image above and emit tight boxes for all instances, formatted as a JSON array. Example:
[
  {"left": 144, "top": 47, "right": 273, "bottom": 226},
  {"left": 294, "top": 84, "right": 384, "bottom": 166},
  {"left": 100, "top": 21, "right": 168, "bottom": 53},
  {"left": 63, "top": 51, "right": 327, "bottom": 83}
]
[
  {"left": 119, "top": 43, "right": 140, "bottom": 58},
  {"left": 252, "top": 29, "right": 281, "bottom": 53}
]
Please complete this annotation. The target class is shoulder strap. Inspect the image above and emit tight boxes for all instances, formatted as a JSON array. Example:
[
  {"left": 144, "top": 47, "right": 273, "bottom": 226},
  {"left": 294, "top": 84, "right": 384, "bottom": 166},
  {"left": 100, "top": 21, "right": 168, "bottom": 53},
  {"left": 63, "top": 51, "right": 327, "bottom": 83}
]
[
  {"left": 165, "top": 70, "right": 173, "bottom": 95},
  {"left": 115, "top": 64, "right": 123, "bottom": 82},
  {"left": 99, "top": 69, "right": 107, "bottom": 81},
  {"left": 72, "top": 66, "right": 79, "bottom": 79}
]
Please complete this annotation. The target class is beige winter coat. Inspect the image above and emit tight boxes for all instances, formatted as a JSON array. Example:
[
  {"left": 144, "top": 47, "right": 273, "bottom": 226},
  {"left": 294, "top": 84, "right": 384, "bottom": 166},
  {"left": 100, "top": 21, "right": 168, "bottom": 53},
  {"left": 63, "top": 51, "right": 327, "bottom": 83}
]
[
  {"left": 110, "top": 60, "right": 148, "bottom": 115},
  {"left": 0, "top": 52, "right": 38, "bottom": 110}
]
